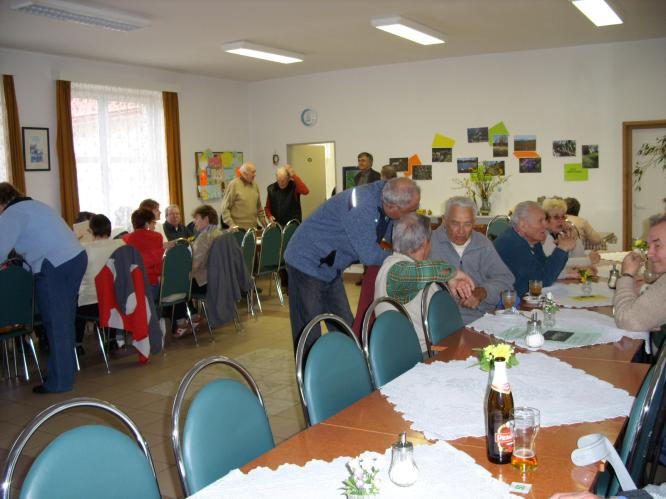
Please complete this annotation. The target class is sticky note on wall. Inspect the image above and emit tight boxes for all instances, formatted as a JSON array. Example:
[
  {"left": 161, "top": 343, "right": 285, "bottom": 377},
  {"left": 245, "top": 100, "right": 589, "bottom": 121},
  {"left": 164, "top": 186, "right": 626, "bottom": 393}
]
[{"left": 564, "top": 163, "right": 588, "bottom": 181}]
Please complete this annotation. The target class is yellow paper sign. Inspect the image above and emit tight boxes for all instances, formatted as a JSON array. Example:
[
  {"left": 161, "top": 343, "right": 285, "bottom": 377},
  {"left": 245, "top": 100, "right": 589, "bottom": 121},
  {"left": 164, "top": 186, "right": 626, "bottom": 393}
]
[
  {"left": 564, "top": 162, "right": 588, "bottom": 181},
  {"left": 432, "top": 133, "right": 455, "bottom": 148}
]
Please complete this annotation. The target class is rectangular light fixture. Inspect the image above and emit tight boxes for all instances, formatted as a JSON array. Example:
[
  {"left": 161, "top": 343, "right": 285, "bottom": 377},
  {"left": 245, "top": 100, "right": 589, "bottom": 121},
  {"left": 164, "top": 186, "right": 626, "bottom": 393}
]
[
  {"left": 372, "top": 16, "right": 446, "bottom": 45},
  {"left": 222, "top": 41, "right": 303, "bottom": 64},
  {"left": 11, "top": 0, "right": 150, "bottom": 32},
  {"left": 571, "top": 0, "right": 623, "bottom": 27}
]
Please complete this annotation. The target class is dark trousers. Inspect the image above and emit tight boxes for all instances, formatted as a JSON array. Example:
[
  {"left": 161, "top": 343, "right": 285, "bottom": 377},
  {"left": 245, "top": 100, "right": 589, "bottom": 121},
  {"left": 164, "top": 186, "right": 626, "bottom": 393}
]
[
  {"left": 287, "top": 266, "right": 353, "bottom": 357},
  {"left": 35, "top": 251, "right": 87, "bottom": 392}
]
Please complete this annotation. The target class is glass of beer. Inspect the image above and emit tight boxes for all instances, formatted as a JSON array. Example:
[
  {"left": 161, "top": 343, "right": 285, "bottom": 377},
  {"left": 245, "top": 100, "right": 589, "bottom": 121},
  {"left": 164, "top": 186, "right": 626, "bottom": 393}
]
[
  {"left": 501, "top": 289, "right": 517, "bottom": 315},
  {"left": 511, "top": 407, "right": 540, "bottom": 472},
  {"left": 528, "top": 280, "right": 543, "bottom": 299}
]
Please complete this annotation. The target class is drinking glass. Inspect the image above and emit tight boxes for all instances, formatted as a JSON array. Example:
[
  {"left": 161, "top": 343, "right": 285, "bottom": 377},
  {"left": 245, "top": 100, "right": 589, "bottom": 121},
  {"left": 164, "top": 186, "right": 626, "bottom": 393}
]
[
  {"left": 528, "top": 280, "right": 543, "bottom": 299},
  {"left": 511, "top": 407, "right": 540, "bottom": 472},
  {"left": 501, "top": 290, "right": 517, "bottom": 315}
]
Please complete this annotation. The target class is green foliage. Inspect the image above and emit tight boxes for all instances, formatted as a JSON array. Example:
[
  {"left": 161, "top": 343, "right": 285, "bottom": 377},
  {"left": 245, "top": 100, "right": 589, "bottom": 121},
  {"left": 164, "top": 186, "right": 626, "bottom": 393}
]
[
  {"left": 472, "top": 343, "right": 518, "bottom": 372},
  {"left": 633, "top": 134, "right": 666, "bottom": 191}
]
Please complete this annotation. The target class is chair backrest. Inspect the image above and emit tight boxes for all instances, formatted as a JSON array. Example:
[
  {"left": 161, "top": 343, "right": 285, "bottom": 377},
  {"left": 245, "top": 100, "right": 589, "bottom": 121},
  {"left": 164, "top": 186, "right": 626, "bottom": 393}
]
[
  {"left": 257, "top": 223, "right": 282, "bottom": 274},
  {"left": 296, "top": 314, "right": 373, "bottom": 426},
  {"left": 240, "top": 228, "right": 257, "bottom": 275},
  {"left": 171, "top": 356, "right": 274, "bottom": 496},
  {"left": 1, "top": 397, "right": 160, "bottom": 499},
  {"left": 232, "top": 228, "right": 246, "bottom": 248},
  {"left": 362, "top": 297, "right": 422, "bottom": 388},
  {"left": 280, "top": 219, "right": 300, "bottom": 265},
  {"left": 421, "top": 282, "right": 464, "bottom": 357},
  {"left": 0, "top": 260, "right": 33, "bottom": 330},
  {"left": 486, "top": 215, "right": 511, "bottom": 241},
  {"left": 159, "top": 243, "right": 192, "bottom": 305}
]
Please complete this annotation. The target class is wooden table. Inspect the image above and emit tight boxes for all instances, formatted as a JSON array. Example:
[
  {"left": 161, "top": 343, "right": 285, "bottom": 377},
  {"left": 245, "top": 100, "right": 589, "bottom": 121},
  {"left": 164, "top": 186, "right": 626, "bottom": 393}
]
[{"left": 241, "top": 330, "right": 649, "bottom": 498}]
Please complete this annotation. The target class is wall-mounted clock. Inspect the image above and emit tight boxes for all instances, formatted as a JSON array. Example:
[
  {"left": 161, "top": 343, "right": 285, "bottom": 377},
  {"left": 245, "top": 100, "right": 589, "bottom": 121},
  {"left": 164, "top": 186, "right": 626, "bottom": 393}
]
[{"left": 300, "top": 108, "right": 318, "bottom": 127}]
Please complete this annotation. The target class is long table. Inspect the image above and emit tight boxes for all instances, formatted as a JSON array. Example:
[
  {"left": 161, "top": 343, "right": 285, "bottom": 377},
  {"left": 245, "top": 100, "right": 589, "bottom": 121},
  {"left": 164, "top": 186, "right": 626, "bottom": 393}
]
[{"left": 240, "top": 328, "right": 649, "bottom": 498}]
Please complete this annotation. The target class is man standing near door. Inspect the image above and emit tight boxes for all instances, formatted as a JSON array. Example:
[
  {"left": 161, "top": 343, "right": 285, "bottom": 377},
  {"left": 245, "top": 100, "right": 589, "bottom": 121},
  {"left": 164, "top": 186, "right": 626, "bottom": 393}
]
[
  {"left": 354, "top": 152, "right": 381, "bottom": 186},
  {"left": 265, "top": 164, "right": 310, "bottom": 226}
]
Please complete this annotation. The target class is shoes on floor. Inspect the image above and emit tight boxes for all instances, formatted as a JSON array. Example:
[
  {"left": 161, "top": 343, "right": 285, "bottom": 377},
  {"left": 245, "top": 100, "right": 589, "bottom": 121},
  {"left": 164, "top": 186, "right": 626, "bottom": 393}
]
[
  {"left": 173, "top": 326, "right": 191, "bottom": 339},
  {"left": 32, "top": 385, "right": 51, "bottom": 394}
]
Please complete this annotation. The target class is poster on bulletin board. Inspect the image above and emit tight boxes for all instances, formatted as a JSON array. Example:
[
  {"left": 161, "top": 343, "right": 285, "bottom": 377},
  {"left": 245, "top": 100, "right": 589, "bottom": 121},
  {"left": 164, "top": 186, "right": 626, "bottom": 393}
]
[{"left": 195, "top": 150, "right": 243, "bottom": 200}]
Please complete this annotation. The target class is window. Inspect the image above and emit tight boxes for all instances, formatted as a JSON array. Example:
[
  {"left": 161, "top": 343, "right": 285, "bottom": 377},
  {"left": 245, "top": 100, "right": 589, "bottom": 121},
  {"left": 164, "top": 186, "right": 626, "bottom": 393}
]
[
  {"left": 0, "top": 83, "right": 9, "bottom": 183},
  {"left": 71, "top": 82, "right": 169, "bottom": 229}
]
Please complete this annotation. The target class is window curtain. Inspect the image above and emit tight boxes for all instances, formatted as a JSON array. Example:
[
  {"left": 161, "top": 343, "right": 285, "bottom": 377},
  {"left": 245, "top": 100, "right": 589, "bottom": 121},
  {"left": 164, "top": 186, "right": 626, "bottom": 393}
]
[
  {"left": 56, "top": 80, "right": 80, "bottom": 226},
  {"left": 2, "top": 75, "right": 26, "bottom": 192},
  {"left": 162, "top": 91, "right": 184, "bottom": 210}
]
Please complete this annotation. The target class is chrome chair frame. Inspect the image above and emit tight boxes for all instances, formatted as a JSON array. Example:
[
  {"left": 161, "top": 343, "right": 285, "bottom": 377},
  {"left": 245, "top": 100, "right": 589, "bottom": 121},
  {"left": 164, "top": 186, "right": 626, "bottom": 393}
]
[
  {"left": 171, "top": 355, "right": 268, "bottom": 497},
  {"left": 1, "top": 397, "right": 159, "bottom": 499},
  {"left": 485, "top": 215, "right": 511, "bottom": 241},
  {"left": 295, "top": 313, "right": 365, "bottom": 427}
]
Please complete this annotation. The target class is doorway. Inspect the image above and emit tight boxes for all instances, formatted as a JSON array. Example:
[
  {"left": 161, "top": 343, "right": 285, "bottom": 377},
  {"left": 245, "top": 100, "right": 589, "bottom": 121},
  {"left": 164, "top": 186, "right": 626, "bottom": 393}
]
[{"left": 286, "top": 142, "right": 336, "bottom": 220}]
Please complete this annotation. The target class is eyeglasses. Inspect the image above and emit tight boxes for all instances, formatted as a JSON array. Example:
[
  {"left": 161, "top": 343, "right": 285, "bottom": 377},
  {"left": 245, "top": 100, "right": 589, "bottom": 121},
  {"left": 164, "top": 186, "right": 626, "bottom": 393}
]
[{"left": 549, "top": 214, "right": 566, "bottom": 220}]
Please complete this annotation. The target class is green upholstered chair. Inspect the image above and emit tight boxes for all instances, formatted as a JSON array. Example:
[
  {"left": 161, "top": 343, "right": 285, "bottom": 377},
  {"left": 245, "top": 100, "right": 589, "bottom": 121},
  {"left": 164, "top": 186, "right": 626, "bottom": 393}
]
[
  {"left": 486, "top": 215, "right": 511, "bottom": 242},
  {"left": 362, "top": 297, "right": 422, "bottom": 388},
  {"left": 1, "top": 397, "right": 160, "bottom": 499},
  {"left": 255, "top": 223, "right": 284, "bottom": 308},
  {"left": 279, "top": 219, "right": 299, "bottom": 269},
  {"left": 296, "top": 313, "right": 373, "bottom": 426},
  {"left": 421, "top": 282, "right": 464, "bottom": 358},
  {"left": 171, "top": 356, "right": 274, "bottom": 496}
]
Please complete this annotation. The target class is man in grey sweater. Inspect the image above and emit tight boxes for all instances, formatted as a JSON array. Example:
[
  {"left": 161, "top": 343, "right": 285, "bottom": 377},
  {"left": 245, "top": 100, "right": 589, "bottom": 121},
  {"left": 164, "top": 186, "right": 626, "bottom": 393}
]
[{"left": 429, "top": 196, "right": 515, "bottom": 324}]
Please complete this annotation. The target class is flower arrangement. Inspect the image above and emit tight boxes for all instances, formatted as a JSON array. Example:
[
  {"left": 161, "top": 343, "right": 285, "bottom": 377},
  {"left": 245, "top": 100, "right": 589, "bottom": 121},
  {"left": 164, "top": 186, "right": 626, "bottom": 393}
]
[
  {"left": 473, "top": 343, "right": 518, "bottom": 372},
  {"left": 415, "top": 209, "right": 433, "bottom": 216},
  {"left": 342, "top": 457, "right": 382, "bottom": 497},
  {"left": 541, "top": 292, "right": 559, "bottom": 314},
  {"left": 578, "top": 269, "right": 592, "bottom": 283},
  {"left": 632, "top": 239, "right": 648, "bottom": 252},
  {"left": 453, "top": 165, "right": 510, "bottom": 214}
]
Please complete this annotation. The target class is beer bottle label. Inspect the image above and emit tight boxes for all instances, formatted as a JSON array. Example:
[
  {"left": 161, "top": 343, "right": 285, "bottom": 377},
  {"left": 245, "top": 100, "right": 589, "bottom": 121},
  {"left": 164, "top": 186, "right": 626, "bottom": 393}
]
[
  {"left": 491, "top": 382, "right": 511, "bottom": 394},
  {"left": 495, "top": 421, "right": 514, "bottom": 453}
]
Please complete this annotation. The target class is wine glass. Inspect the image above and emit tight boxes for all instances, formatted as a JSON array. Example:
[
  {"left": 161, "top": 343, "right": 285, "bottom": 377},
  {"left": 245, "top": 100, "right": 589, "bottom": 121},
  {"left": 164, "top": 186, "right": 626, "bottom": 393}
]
[
  {"left": 528, "top": 280, "right": 543, "bottom": 300},
  {"left": 501, "top": 289, "right": 517, "bottom": 315}
]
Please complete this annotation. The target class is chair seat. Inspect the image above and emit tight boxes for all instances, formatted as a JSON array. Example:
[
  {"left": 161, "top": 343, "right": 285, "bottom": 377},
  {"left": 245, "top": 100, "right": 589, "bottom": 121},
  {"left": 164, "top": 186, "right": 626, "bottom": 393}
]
[{"left": 161, "top": 292, "right": 188, "bottom": 304}]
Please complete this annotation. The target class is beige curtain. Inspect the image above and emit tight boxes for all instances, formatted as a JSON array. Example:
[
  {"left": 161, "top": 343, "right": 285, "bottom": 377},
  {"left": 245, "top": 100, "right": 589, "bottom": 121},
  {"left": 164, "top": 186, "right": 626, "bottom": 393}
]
[
  {"left": 2, "top": 75, "right": 26, "bottom": 193},
  {"left": 163, "top": 91, "right": 184, "bottom": 209},
  {"left": 55, "top": 80, "right": 80, "bottom": 226}
]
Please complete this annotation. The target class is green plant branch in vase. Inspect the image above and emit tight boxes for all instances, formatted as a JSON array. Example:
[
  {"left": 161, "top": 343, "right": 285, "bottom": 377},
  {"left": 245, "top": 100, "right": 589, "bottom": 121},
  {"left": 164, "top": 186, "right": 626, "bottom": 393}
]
[
  {"left": 453, "top": 165, "right": 510, "bottom": 216},
  {"left": 633, "top": 134, "right": 666, "bottom": 191}
]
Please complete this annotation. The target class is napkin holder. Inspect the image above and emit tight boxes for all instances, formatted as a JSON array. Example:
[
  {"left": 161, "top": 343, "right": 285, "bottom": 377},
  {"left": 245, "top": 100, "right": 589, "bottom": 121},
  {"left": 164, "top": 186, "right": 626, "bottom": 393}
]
[{"left": 570, "top": 433, "right": 636, "bottom": 492}]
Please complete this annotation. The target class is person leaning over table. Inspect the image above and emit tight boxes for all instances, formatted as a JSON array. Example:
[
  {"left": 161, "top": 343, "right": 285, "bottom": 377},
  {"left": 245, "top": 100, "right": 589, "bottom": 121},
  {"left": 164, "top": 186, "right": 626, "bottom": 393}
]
[
  {"left": 265, "top": 164, "right": 309, "bottom": 226},
  {"left": 163, "top": 203, "right": 192, "bottom": 241},
  {"left": 221, "top": 161, "right": 267, "bottom": 230},
  {"left": 429, "top": 196, "right": 514, "bottom": 324},
  {"left": 375, "top": 212, "right": 475, "bottom": 354},
  {"left": 494, "top": 200, "right": 576, "bottom": 296},
  {"left": 0, "top": 182, "right": 87, "bottom": 394},
  {"left": 614, "top": 214, "right": 666, "bottom": 344},
  {"left": 285, "top": 177, "right": 421, "bottom": 355}
]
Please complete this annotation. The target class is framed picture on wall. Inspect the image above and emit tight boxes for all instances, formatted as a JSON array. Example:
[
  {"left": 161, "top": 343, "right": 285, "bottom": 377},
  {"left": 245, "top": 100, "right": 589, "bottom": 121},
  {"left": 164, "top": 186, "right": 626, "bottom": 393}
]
[
  {"left": 342, "top": 166, "right": 360, "bottom": 190},
  {"left": 22, "top": 127, "right": 50, "bottom": 171}
]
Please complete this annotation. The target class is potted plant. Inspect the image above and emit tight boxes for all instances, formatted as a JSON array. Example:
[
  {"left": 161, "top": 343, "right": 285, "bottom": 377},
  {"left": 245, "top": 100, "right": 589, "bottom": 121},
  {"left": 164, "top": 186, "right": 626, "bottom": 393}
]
[{"left": 453, "top": 165, "right": 509, "bottom": 215}]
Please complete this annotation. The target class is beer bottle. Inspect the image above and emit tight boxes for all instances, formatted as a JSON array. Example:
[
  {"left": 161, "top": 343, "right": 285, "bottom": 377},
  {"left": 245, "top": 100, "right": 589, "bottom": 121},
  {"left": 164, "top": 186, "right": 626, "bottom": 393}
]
[{"left": 486, "top": 357, "right": 514, "bottom": 464}]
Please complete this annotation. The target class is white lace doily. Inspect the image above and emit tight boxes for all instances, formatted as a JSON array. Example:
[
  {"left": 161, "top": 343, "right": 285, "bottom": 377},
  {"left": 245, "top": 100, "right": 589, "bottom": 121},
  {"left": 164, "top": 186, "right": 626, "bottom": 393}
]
[
  {"left": 544, "top": 281, "right": 614, "bottom": 308},
  {"left": 600, "top": 251, "right": 630, "bottom": 263},
  {"left": 469, "top": 309, "right": 648, "bottom": 351},
  {"left": 189, "top": 440, "right": 516, "bottom": 499},
  {"left": 379, "top": 353, "right": 634, "bottom": 442}
]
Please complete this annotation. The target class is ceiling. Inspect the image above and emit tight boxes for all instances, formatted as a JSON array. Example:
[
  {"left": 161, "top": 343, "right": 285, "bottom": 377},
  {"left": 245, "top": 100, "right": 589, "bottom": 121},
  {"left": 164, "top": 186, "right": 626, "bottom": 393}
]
[{"left": 1, "top": 0, "right": 665, "bottom": 82}]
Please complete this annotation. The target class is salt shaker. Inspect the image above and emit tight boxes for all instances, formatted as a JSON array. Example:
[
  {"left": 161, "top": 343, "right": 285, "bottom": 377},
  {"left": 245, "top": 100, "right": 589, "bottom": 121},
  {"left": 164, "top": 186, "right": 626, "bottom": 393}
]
[
  {"left": 525, "top": 311, "right": 544, "bottom": 349},
  {"left": 389, "top": 432, "right": 418, "bottom": 487},
  {"left": 608, "top": 264, "right": 619, "bottom": 289}
]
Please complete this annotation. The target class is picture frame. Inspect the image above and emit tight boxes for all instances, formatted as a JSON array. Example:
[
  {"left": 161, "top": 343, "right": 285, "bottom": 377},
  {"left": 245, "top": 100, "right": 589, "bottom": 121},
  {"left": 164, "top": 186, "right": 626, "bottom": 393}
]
[
  {"left": 22, "top": 127, "right": 51, "bottom": 171},
  {"left": 342, "top": 166, "right": 360, "bottom": 190}
]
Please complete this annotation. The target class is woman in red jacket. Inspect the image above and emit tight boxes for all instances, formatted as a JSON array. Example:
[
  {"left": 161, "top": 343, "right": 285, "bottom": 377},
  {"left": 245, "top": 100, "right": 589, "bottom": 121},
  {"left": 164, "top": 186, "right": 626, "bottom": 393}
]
[{"left": 123, "top": 208, "right": 164, "bottom": 299}]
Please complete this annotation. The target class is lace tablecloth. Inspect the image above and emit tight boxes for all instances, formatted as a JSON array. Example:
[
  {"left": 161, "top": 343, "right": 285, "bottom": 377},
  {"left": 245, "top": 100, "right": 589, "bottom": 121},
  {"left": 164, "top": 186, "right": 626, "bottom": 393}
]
[
  {"left": 545, "top": 281, "right": 614, "bottom": 308},
  {"left": 600, "top": 251, "right": 630, "bottom": 263},
  {"left": 379, "top": 352, "right": 634, "bottom": 442},
  {"left": 468, "top": 309, "right": 648, "bottom": 351},
  {"left": 189, "top": 440, "right": 516, "bottom": 499}
]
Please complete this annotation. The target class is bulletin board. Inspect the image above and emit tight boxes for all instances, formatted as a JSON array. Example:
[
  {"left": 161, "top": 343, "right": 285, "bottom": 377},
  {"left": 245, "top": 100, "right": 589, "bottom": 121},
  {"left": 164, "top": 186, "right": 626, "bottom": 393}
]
[{"left": 195, "top": 150, "right": 243, "bottom": 200}]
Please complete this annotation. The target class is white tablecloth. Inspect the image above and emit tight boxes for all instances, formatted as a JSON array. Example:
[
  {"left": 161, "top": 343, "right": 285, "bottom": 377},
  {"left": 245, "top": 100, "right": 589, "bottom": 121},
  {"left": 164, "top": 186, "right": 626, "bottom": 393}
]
[
  {"left": 189, "top": 440, "right": 516, "bottom": 499},
  {"left": 380, "top": 353, "right": 634, "bottom": 442},
  {"left": 468, "top": 309, "right": 648, "bottom": 351},
  {"left": 545, "top": 281, "right": 614, "bottom": 308}
]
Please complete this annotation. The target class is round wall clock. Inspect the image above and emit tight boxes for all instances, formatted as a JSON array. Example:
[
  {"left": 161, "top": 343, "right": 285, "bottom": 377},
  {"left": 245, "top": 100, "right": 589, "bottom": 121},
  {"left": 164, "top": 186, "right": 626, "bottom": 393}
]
[{"left": 300, "top": 108, "right": 318, "bottom": 127}]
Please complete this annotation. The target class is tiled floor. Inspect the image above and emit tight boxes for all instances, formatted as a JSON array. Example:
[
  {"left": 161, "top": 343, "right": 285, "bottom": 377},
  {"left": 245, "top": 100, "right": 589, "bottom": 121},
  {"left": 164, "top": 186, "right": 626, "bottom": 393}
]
[{"left": 0, "top": 275, "right": 362, "bottom": 499}]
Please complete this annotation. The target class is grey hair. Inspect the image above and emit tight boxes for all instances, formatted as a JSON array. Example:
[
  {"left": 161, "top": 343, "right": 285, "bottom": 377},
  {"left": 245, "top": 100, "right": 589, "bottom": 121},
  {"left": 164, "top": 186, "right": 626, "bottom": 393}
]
[
  {"left": 165, "top": 204, "right": 180, "bottom": 216},
  {"left": 649, "top": 213, "right": 666, "bottom": 228},
  {"left": 511, "top": 200, "right": 542, "bottom": 226},
  {"left": 381, "top": 177, "right": 420, "bottom": 209},
  {"left": 275, "top": 167, "right": 288, "bottom": 179},
  {"left": 393, "top": 213, "right": 432, "bottom": 254},
  {"left": 444, "top": 196, "right": 477, "bottom": 218},
  {"left": 240, "top": 162, "right": 255, "bottom": 173}
]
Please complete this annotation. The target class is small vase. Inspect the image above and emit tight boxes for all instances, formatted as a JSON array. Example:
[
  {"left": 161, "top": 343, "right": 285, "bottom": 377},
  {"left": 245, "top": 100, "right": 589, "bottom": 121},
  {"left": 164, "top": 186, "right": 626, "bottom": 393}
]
[
  {"left": 581, "top": 281, "right": 592, "bottom": 296},
  {"left": 543, "top": 311, "right": 556, "bottom": 328},
  {"left": 347, "top": 495, "right": 377, "bottom": 499},
  {"left": 479, "top": 197, "right": 491, "bottom": 216}
]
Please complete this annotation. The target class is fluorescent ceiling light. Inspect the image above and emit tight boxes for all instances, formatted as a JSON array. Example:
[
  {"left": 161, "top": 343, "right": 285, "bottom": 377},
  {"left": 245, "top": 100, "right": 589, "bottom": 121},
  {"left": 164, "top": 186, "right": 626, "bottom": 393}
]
[
  {"left": 223, "top": 41, "right": 303, "bottom": 64},
  {"left": 571, "top": 0, "right": 622, "bottom": 27},
  {"left": 11, "top": 0, "right": 150, "bottom": 32},
  {"left": 372, "top": 16, "right": 446, "bottom": 45}
]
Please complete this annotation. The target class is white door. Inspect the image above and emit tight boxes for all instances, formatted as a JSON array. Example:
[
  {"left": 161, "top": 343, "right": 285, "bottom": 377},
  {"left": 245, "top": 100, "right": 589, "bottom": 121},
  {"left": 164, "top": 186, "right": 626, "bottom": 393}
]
[
  {"left": 632, "top": 127, "right": 666, "bottom": 239},
  {"left": 287, "top": 144, "right": 327, "bottom": 220}
]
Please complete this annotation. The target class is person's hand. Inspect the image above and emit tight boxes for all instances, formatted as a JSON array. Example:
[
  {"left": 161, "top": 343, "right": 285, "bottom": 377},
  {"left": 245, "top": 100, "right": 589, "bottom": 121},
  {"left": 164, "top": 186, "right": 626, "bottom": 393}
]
[
  {"left": 229, "top": 225, "right": 240, "bottom": 233},
  {"left": 447, "top": 269, "right": 475, "bottom": 300},
  {"left": 461, "top": 287, "right": 487, "bottom": 308},
  {"left": 163, "top": 240, "right": 176, "bottom": 250},
  {"left": 549, "top": 492, "right": 598, "bottom": 499},
  {"left": 557, "top": 234, "right": 577, "bottom": 252},
  {"left": 589, "top": 250, "right": 601, "bottom": 265},
  {"left": 621, "top": 251, "right": 642, "bottom": 276},
  {"left": 285, "top": 165, "right": 295, "bottom": 177}
]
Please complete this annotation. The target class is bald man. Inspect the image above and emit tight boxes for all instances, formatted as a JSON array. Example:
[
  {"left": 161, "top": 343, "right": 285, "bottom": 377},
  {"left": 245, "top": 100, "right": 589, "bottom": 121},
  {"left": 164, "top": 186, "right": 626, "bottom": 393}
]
[{"left": 265, "top": 164, "right": 309, "bottom": 226}]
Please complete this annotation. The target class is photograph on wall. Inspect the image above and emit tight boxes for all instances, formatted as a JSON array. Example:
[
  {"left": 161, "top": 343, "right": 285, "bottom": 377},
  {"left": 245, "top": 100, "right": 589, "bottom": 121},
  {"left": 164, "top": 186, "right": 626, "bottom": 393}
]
[
  {"left": 553, "top": 139, "right": 576, "bottom": 157},
  {"left": 432, "top": 148, "right": 452, "bottom": 163},
  {"left": 488, "top": 121, "right": 510, "bottom": 146},
  {"left": 457, "top": 157, "right": 479, "bottom": 173},
  {"left": 389, "top": 157, "right": 408, "bottom": 172},
  {"left": 467, "top": 127, "right": 489, "bottom": 143},
  {"left": 412, "top": 164, "right": 432, "bottom": 180},
  {"left": 519, "top": 157, "right": 542, "bottom": 173},
  {"left": 493, "top": 134, "right": 509, "bottom": 157},
  {"left": 342, "top": 166, "right": 361, "bottom": 190},
  {"left": 514, "top": 135, "right": 537, "bottom": 152},
  {"left": 22, "top": 127, "right": 50, "bottom": 171},
  {"left": 482, "top": 160, "right": 505, "bottom": 176},
  {"left": 582, "top": 144, "right": 599, "bottom": 168}
]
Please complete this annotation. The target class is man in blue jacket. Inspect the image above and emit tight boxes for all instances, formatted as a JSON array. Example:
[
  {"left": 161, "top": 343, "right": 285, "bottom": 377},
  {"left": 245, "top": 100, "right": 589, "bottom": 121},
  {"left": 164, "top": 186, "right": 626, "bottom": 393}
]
[
  {"left": 494, "top": 200, "right": 575, "bottom": 296},
  {"left": 285, "top": 177, "right": 420, "bottom": 354}
]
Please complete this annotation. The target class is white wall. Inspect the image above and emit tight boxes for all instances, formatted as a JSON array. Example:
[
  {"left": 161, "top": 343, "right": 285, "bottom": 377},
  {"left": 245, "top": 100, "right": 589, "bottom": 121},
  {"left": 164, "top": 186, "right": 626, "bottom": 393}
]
[
  {"left": 248, "top": 38, "right": 666, "bottom": 240},
  {"left": 0, "top": 47, "right": 249, "bottom": 218}
]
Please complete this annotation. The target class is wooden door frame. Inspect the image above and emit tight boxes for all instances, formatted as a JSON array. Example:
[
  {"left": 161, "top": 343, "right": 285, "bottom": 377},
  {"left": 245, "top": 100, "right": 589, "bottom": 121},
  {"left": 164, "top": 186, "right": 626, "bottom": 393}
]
[{"left": 622, "top": 119, "right": 666, "bottom": 249}]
